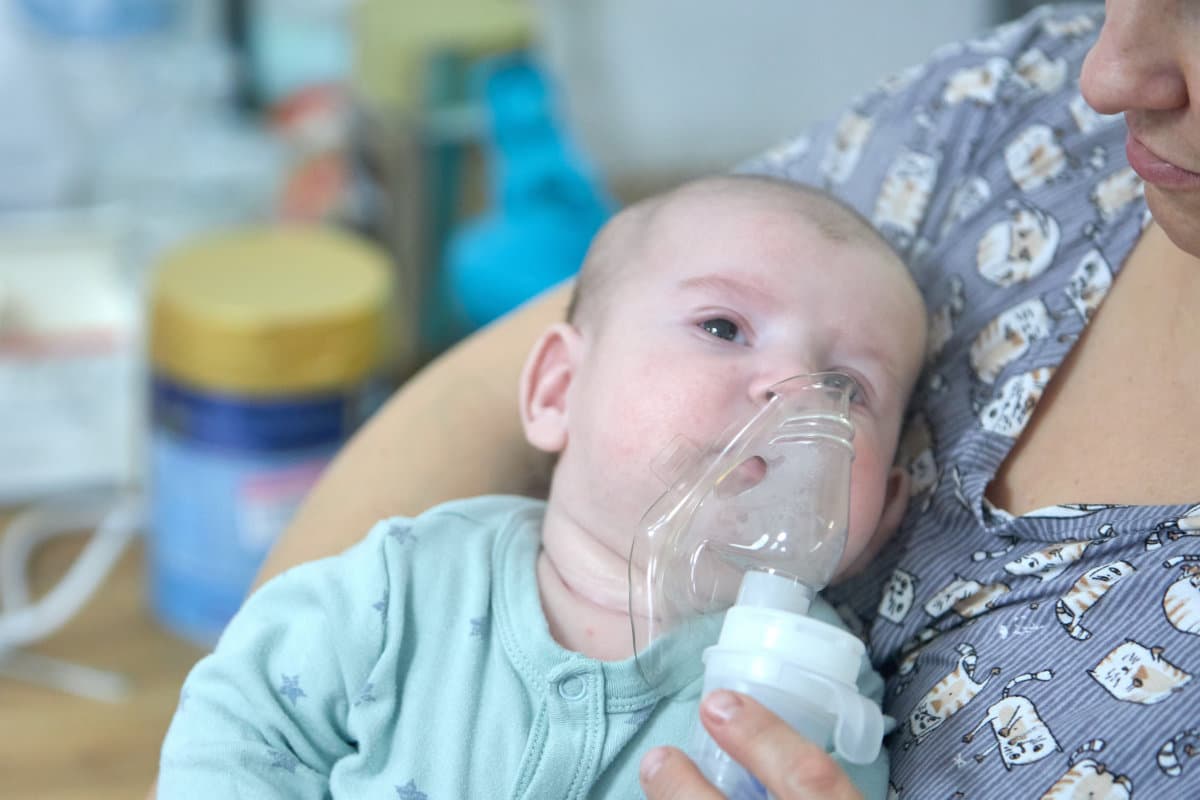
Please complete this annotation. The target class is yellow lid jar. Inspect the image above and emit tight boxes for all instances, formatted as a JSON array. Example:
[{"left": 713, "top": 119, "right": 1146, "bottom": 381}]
[{"left": 147, "top": 226, "right": 392, "bottom": 645}]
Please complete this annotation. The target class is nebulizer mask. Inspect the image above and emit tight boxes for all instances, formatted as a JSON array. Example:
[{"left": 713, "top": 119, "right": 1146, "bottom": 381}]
[{"left": 630, "top": 372, "right": 885, "bottom": 791}]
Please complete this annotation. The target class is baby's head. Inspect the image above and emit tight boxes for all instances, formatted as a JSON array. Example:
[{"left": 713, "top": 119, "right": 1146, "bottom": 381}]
[{"left": 520, "top": 175, "right": 927, "bottom": 579}]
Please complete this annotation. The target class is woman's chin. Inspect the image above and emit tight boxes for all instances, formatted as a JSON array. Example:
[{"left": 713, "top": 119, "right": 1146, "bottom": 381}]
[{"left": 1146, "top": 187, "right": 1200, "bottom": 260}]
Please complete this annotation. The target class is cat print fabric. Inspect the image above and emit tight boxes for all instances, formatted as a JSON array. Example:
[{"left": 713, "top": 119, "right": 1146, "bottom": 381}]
[{"left": 744, "top": 5, "right": 1199, "bottom": 796}]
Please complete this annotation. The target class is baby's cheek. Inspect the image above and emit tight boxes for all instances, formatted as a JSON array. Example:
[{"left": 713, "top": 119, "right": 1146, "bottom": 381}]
[{"left": 846, "top": 460, "right": 890, "bottom": 540}]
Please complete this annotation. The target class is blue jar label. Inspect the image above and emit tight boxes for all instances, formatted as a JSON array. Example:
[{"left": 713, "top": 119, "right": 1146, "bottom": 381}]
[
  {"left": 147, "top": 376, "right": 375, "bottom": 646},
  {"left": 151, "top": 376, "right": 361, "bottom": 451}
]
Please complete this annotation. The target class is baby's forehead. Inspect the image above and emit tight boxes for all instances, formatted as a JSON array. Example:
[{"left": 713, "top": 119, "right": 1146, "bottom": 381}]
[{"left": 650, "top": 183, "right": 885, "bottom": 252}]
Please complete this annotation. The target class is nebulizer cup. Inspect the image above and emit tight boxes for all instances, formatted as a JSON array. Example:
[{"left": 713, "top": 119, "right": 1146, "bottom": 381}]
[{"left": 629, "top": 372, "right": 885, "bottom": 792}]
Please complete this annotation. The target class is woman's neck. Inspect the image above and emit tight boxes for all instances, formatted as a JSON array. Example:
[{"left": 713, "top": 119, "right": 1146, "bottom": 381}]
[{"left": 987, "top": 223, "right": 1200, "bottom": 513}]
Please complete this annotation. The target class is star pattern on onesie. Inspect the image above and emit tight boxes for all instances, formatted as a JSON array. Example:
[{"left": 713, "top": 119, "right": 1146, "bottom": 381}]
[
  {"left": 626, "top": 706, "right": 655, "bottom": 727},
  {"left": 269, "top": 749, "right": 299, "bottom": 774},
  {"left": 353, "top": 682, "right": 376, "bottom": 707},
  {"left": 395, "top": 779, "right": 428, "bottom": 799},
  {"left": 387, "top": 521, "right": 414, "bottom": 545},
  {"left": 278, "top": 674, "right": 307, "bottom": 705}
]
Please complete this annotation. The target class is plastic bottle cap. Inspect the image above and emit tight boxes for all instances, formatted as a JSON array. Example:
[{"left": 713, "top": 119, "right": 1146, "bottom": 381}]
[
  {"left": 702, "top": 605, "right": 884, "bottom": 764},
  {"left": 150, "top": 226, "right": 391, "bottom": 395},
  {"left": 712, "top": 604, "right": 864, "bottom": 682}
]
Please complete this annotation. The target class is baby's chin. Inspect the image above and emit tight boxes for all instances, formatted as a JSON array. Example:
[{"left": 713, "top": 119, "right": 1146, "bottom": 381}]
[{"left": 832, "top": 532, "right": 884, "bottom": 583}]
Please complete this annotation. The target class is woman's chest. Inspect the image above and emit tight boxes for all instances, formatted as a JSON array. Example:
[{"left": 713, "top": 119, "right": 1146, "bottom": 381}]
[{"left": 986, "top": 224, "right": 1200, "bottom": 514}]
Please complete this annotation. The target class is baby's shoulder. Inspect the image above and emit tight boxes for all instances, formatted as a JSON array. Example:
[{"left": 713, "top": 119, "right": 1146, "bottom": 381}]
[{"left": 365, "top": 494, "right": 546, "bottom": 567}]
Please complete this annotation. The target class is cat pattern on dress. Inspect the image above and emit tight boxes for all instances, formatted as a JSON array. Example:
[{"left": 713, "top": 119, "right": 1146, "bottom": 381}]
[
  {"left": 1005, "top": 124, "right": 1067, "bottom": 193},
  {"left": 973, "top": 535, "right": 1019, "bottom": 563},
  {"left": 1091, "top": 168, "right": 1144, "bottom": 222},
  {"left": 977, "top": 367, "right": 1055, "bottom": 438},
  {"left": 1039, "top": 739, "right": 1133, "bottom": 800},
  {"left": 1013, "top": 49, "right": 1068, "bottom": 95},
  {"left": 1156, "top": 727, "right": 1200, "bottom": 779},
  {"left": 894, "top": 647, "right": 925, "bottom": 697},
  {"left": 1144, "top": 505, "right": 1200, "bottom": 550},
  {"left": 820, "top": 112, "right": 873, "bottom": 184},
  {"left": 1054, "top": 560, "right": 1136, "bottom": 640},
  {"left": 925, "top": 576, "right": 1012, "bottom": 621},
  {"left": 1088, "top": 640, "right": 1192, "bottom": 705},
  {"left": 905, "top": 643, "right": 1000, "bottom": 744},
  {"left": 954, "top": 582, "right": 1013, "bottom": 620},
  {"left": 879, "top": 568, "right": 919, "bottom": 625},
  {"left": 942, "top": 57, "right": 1010, "bottom": 106},
  {"left": 874, "top": 150, "right": 939, "bottom": 241},
  {"left": 1063, "top": 250, "right": 1113, "bottom": 322},
  {"left": 925, "top": 576, "right": 988, "bottom": 618},
  {"left": 941, "top": 179, "right": 993, "bottom": 240},
  {"left": 1040, "top": 12, "right": 1098, "bottom": 39},
  {"left": 1160, "top": 556, "right": 1200, "bottom": 635},
  {"left": 962, "top": 671, "right": 1061, "bottom": 769},
  {"left": 970, "top": 298, "right": 1052, "bottom": 384},
  {"left": 976, "top": 201, "right": 1061, "bottom": 286},
  {"left": 1005, "top": 540, "right": 1098, "bottom": 582},
  {"left": 1022, "top": 504, "right": 1120, "bottom": 519}
]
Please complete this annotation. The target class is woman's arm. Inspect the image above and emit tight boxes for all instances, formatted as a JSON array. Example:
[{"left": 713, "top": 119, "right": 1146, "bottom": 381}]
[{"left": 253, "top": 282, "right": 570, "bottom": 587}]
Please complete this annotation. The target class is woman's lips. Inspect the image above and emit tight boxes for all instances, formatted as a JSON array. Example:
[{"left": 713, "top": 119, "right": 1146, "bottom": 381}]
[{"left": 1126, "top": 133, "right": 1200, "bottom": 191}]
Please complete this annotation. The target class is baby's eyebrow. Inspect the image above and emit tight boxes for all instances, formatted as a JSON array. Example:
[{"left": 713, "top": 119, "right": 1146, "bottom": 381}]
[{"left": 677, "top": 273, "right": 779, "bottom": 310}]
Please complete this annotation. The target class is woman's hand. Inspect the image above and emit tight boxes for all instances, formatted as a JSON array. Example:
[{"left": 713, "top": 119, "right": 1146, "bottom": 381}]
[{"left": 640, "top": 690, "right": 863, "bottom": 800}]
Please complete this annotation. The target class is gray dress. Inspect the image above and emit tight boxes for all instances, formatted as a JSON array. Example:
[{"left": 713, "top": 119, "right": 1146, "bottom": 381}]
[{"left": 744, "top": 5, "right": 1199, "bottom": 797}]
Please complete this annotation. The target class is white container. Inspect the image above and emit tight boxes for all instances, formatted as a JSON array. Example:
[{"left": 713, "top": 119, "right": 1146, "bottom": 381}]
[{"left": 691, "top": 588, "right": 884, "bottom": 799}]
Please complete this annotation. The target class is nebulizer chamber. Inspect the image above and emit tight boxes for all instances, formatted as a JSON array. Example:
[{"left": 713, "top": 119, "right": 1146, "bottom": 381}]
[{"left": 630, "top": 372, "right": 884, "bottom": 795}]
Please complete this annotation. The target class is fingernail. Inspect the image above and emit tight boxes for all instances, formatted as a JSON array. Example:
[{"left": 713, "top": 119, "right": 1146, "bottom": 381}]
[
  {"left": 641, "top": 746, "right": 668, "bottom": 782},
  {"left": 703, "top": 690, "right": 741, "bottom": 723}
]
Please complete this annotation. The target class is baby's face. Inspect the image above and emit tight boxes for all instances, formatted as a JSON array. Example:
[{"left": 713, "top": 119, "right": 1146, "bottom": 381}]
[{"left": 555, "top": 193, "right": 926, "bottom": 574}]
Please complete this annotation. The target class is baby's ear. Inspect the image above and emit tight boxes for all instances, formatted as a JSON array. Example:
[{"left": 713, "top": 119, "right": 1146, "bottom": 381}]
[
  {"left": 875, "top": 466, "right": 910, "bottom": 543},
  {"left": 519, "top": 322, "right": 583, "bottom": 453}
]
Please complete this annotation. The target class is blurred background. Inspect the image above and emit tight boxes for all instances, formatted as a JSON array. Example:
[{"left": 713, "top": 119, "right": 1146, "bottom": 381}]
[{"left": 0, "top": 0, "right": 1061, "bottom": 796}]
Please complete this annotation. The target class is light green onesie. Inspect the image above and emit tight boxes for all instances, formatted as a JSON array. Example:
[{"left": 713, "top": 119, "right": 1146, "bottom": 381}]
[{"left": 159, "top": 495, "right": 887, "bottom": 798}]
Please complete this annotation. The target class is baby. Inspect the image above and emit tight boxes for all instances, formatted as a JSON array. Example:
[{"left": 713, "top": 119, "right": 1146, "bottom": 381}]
[{"left": 156, "top": 175, "right": 927, "bottom": 799}]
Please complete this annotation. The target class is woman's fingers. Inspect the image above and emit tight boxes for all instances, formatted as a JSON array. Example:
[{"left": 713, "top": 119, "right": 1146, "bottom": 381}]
[
  {"left": 696, "top": 690, "right": 864, "bottom": 800},
  {"left": 640, "top": 690, "right": 865, "bottom": 800},
  {"left": 639, "top": 745, "right": 724, "bottom": 800}
]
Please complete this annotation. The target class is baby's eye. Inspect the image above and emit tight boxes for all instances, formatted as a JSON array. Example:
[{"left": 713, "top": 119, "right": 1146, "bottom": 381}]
[
  {"left": 700, "top": 317, "right": 743, "bottom": 343},
  {"left": 831, "top": 373, "right": 868, "bottom": 406}
]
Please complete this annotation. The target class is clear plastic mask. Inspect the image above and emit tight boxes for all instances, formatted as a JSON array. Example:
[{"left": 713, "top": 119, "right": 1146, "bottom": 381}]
[{"left": 629, "top": 372, "right": 856, "bottom": 685}]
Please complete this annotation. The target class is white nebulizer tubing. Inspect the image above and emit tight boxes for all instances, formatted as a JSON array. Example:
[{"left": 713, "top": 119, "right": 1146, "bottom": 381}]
[{"left": 0, "top": 490, "right": 140, "bottom": 701}]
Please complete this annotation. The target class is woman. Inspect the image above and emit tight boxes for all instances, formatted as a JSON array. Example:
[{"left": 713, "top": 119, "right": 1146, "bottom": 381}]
[{"left": 257, "top": 2, "right": 1200, "bottom": 797}]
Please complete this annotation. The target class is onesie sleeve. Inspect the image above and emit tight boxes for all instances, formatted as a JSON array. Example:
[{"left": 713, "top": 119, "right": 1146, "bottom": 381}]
[{"left": 157, "top": 518, "right": 404, "bottom": 799}]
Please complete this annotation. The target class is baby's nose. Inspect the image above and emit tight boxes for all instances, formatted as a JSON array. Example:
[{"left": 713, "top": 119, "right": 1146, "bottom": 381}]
[{"left": 747, "top": 367, "right": 811, "bottom": 406}]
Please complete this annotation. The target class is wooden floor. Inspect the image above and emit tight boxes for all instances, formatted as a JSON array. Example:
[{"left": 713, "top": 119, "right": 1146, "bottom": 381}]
[{"left": 1, "top": 511, "right": 205, "bottom": 800}]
